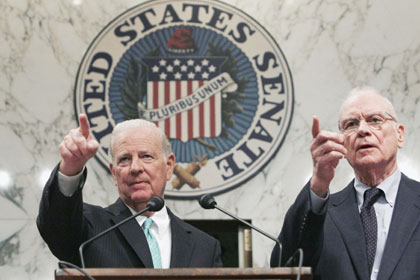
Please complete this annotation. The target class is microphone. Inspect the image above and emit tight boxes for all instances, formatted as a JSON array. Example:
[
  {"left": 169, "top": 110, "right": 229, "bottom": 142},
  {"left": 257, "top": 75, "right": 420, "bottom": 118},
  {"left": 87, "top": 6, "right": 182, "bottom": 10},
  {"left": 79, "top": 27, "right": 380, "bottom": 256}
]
[
  {"left": 199, "top": 194, "right": 282, "bottom": 267},
  {"left": 79, "top": 196, "right": 164, "bottom": 268},
  {"left": 146, "top": 196, "right": 165, "bottom": 211}
]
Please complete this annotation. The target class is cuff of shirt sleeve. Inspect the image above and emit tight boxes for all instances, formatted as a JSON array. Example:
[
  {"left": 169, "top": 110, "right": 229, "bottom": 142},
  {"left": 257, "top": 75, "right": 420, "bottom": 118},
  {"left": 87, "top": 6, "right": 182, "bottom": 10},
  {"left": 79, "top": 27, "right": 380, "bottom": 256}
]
[
  {"left": 310, "top": 189, "right": 329, "bottom": 215},
  {"left": 57, "top": 167, "right": 85, "bottom": 197}
]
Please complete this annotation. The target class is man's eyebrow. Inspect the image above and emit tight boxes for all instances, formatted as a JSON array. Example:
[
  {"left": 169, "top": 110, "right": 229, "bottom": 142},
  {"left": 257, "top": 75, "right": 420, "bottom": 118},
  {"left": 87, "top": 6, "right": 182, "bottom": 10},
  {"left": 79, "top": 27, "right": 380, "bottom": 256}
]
[
  {"left": 116, "top": 152, "right": 130, "bottom": 157},
  {"left": 340, "top": 117, "right": 359, "bottom": 123}
]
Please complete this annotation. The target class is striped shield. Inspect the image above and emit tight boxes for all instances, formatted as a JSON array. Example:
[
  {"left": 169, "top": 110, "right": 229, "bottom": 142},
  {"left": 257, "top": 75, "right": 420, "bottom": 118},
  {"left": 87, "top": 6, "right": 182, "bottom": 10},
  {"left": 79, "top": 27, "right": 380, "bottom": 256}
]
[{"left": 141, "top": 57, "right": 226, "bottom": 142}]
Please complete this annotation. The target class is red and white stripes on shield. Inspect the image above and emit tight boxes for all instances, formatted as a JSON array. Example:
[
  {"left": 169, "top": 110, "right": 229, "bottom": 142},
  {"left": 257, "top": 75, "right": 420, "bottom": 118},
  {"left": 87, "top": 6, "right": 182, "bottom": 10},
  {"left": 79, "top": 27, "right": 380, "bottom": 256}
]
[{"left": 147, "top": 80, "right": 222, "bottom": 142}]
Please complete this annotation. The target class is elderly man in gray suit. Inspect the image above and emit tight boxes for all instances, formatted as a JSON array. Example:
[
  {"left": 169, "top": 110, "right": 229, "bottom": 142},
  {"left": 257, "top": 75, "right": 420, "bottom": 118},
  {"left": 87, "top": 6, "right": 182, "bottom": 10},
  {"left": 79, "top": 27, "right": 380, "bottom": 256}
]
[
  {"left": 37, "top": 115, "right": 222, "bottom": 268},
  {"left": 271, "top": 86, "right": 420, "bottom": 279}
]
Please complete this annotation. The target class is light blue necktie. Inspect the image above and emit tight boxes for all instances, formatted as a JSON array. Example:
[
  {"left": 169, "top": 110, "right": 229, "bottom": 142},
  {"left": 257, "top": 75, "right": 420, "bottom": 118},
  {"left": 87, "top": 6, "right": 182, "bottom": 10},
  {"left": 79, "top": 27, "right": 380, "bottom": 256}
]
[{"left": 142, "top": 218, "right": 162, "bottom": 268}]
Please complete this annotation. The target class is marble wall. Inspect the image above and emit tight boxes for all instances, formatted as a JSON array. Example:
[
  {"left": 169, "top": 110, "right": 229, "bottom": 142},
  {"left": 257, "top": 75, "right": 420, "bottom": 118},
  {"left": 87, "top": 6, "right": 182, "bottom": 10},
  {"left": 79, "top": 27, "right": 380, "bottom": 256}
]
[{"left": 0, "top": 0, "right": 419, "bottom": 279}]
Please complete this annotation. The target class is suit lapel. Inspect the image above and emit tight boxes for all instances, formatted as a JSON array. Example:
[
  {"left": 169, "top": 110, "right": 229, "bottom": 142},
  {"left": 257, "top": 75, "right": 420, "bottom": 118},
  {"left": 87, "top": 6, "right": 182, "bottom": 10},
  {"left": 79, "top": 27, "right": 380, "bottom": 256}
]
[
  {"left": 168, "top": 209, "right": 193, "bottom": 268},
  {"left": 329, "top": 182, "right": 370, "bottom": 280},
  {"left": 107, "top": 199, "right": 154, "bottom": 268},
  {"left": 377, "top": 174, "right": 420, "bottom": 280}
]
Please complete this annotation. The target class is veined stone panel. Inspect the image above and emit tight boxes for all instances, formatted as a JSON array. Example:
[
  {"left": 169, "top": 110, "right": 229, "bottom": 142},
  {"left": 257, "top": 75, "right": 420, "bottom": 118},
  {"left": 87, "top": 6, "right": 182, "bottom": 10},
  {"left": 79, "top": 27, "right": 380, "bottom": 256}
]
[{"left": 0, "top": 0, "right": 419, "bottom": 279}]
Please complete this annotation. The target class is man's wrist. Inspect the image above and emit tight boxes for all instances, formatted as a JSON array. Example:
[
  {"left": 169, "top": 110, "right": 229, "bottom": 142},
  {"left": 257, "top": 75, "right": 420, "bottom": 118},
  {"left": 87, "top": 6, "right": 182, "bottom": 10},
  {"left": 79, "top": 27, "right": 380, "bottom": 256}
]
[
  {"left": 310, "top": 188, "right": 329, "bottom": 214},
  {"left": 57, "top": 167, "right": 85, "bottom": 197}
]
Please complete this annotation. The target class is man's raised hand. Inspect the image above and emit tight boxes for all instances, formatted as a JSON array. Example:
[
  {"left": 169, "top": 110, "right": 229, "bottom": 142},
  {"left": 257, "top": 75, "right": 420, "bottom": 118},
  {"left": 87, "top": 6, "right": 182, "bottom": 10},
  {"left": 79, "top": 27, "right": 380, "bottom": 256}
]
[
  {"left": 59, "top": 114, "right": 99, "bottom": 176},
  {"left": 310, "top": 116, "right": 347, "bottom": 197}
]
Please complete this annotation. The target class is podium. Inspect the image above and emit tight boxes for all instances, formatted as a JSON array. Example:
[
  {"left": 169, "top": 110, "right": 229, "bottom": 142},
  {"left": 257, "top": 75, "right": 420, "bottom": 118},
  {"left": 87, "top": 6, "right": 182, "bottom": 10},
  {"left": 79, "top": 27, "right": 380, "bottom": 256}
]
[{"left": 55, "top": 267, "right": 312, "bottom": 279}]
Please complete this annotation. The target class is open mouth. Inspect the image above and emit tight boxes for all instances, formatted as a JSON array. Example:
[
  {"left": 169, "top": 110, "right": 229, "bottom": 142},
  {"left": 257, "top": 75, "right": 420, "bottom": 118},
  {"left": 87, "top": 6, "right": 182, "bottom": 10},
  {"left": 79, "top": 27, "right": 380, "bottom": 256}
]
[{"left": 358, "top": 144, "right": 375, "bottom": 151}]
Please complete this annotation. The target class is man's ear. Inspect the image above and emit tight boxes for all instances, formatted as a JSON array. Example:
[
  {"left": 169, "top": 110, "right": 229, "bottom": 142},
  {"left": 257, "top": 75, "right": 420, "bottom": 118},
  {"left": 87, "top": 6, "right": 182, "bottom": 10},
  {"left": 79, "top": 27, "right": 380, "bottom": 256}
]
[
  {"left": 396, "top": 123, "right": 405, "bottom": 149},
  {"left": 109, "top": 162, "right": 117, "bottom": 186},
  {"left": 166, "top": 153, "right": 176, "bottom": 181}
]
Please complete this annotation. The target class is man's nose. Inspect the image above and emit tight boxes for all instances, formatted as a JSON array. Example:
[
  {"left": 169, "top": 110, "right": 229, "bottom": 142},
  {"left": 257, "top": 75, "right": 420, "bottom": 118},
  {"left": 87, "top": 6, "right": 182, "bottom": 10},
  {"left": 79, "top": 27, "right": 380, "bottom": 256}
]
[
  {"left": 357, "top": 119, "right": 372, "bottom": 136},
  {"left": 130, "top": 157, "right": 144, "bottom": 174}
]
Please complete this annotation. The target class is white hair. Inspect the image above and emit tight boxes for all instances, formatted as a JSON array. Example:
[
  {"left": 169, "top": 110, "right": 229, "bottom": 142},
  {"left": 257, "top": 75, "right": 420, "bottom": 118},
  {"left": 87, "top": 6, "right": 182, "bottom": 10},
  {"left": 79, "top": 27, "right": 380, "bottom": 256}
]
[
  {"left": 109, "top": 119, "right": 172, "bottom": 161},
  {"left": 340, "top": 86, "right": 399, "bottom": 121}
]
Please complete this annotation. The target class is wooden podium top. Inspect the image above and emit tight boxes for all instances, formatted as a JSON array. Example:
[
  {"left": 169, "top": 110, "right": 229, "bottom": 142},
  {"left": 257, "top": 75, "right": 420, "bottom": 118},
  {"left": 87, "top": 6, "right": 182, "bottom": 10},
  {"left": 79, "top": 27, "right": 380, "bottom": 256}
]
[{"left": 55, "top": 267, "right": 312, "bottom": 279}]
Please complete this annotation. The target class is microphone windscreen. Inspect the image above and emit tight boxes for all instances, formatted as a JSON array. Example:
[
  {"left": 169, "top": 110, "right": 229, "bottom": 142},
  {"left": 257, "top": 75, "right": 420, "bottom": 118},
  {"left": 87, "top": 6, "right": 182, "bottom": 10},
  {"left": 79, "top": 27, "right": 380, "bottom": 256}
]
[
  {"left": 199, "top": 194, "right": 217, "bottom": 209},
  {"left": 147, "top": 196, "right": 165, "bottom": 211}
]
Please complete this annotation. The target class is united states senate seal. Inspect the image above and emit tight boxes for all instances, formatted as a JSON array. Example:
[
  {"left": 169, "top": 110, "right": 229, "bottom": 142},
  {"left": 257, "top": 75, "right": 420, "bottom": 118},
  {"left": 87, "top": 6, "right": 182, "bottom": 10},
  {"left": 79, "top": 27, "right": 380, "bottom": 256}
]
[{"left": 74, "top": 0, "right": 294, "bottom": 198}]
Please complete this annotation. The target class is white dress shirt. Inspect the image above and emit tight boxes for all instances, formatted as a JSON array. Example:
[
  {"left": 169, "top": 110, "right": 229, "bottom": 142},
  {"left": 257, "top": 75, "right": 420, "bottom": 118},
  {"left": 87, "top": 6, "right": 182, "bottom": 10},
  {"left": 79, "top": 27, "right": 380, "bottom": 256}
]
[{"left": 127, "top": 205, "right": 172, "bottom": 269}]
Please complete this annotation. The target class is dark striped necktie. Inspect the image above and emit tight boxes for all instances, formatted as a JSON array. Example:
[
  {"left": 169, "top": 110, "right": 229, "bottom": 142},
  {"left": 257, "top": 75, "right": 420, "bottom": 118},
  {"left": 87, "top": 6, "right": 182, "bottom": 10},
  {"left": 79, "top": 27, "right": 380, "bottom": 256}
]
[{"left": 360, "top": 187, "right": 383, "bottom": 274}]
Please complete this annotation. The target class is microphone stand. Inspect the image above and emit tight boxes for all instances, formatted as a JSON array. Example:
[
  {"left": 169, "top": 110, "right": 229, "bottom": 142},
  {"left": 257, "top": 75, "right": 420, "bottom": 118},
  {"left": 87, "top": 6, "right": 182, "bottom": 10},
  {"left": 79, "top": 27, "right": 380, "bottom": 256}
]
[
  {"left": 199, "top": 194, "right": 282, "bottom": 267},
  {"left": 284, "top": 248, "right": 304, "bottom": 280},
  {"left": 212, "top": 204, "right": 282, "bottom": 267},
  {"left": 58, "top": 261, "right": 96, "bottom": 280}
]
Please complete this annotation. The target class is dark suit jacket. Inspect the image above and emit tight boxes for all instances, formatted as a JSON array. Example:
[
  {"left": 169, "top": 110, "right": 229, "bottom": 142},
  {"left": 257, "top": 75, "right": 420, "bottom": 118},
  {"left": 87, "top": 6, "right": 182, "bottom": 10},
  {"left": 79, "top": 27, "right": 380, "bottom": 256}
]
[
  {"left": 37, "top": 165, "right": 222, "bottom": 268},
  {"left": 271, "top": 173, "right": 420, "bottom": 280}
]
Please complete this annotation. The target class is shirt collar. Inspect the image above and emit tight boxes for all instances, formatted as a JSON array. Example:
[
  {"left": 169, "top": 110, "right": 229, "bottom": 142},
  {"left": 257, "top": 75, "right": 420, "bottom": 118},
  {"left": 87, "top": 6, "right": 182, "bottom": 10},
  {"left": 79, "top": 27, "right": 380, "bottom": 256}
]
[
  {"left": 354, "top": 169, "right": 401, "bottom": 209},
  {"left": 126, "top": 204, "right": 171, "bottom": 235}
]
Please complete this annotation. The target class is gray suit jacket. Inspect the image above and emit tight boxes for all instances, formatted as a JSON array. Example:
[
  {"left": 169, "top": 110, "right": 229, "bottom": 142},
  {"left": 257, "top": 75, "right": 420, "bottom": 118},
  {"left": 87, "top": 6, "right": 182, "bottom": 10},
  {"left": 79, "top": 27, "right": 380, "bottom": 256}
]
[
  {"left": 271, "top": 173, "right": 420, "bottom": 280},
  {"left": 37, "top": 164, "right": 222, "bottom": 268}
]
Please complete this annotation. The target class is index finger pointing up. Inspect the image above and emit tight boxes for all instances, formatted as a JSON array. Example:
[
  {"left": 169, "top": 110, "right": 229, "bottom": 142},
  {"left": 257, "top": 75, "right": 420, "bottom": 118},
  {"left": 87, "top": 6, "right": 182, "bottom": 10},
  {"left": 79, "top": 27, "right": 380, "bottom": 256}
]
[
  {"left": 79, "top": 114, "right": 90, "bottom": 139},
  {"left": 312, "top": 115, "right": 320, "bottom": 138}
]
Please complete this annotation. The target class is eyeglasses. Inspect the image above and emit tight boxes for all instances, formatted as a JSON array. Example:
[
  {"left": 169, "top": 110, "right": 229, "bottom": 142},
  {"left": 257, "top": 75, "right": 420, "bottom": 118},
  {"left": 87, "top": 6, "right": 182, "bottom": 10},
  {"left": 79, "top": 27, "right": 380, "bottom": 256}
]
[{"left": 339, "top": 112, "right": 397, "bottom": 135}]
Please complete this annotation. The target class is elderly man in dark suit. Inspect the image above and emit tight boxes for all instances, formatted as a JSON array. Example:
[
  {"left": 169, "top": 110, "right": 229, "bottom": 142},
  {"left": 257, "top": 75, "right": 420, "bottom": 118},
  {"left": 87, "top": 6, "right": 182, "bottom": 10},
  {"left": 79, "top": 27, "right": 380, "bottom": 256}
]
[
  {"left": 37, "top": 115, "right": 222, "bottom": 268},
  {"left": 271, "top": 86, "right": 420, "bottom": 279}
]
